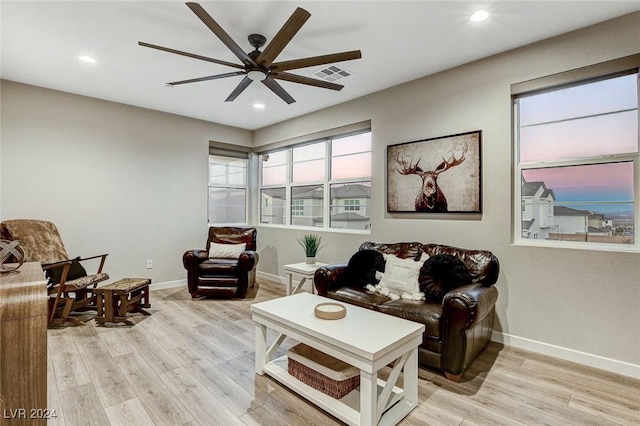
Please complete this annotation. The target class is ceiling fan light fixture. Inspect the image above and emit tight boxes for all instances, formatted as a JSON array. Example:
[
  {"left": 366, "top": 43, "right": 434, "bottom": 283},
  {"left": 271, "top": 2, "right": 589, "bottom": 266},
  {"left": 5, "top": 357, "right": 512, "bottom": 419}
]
[{"left": 247, "top": 70, "right": 267, "bottom": 81}]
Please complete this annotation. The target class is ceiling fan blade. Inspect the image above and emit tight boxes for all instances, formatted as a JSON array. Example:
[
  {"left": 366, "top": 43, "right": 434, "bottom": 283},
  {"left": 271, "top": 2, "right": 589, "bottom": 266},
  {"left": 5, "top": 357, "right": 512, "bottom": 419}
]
[
  {"left": 271, "top": 50, "right": 362, "bottom": 72},
  {"left": 256, "top": 7, "right": 311, "bottom": 68},
  {"left": 271, "top": 72, "right": 344, "bottom": 91},
  {"left": 168, "top": 71, "right": 246, "bottom": 86},
  {"left": 186, "top": 2, "right": 256, "bottom": 67},
  {"left": 138, "top": 42, "right": 244, "bottom": 69},
  {"left": 225, "top": 77, "right": 253, "bottom": 102},
  {"left": 262, "top": 79, "right": 296, "bottom": 104}
]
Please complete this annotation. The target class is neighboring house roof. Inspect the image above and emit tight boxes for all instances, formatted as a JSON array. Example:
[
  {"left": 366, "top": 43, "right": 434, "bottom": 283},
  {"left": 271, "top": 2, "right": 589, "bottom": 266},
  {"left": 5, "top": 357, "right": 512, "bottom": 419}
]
[
  {"left": 292, "top": 186, "right": 323, "bottom": 199},
  {"left": 522, "top": 219, "right": 535, "bottom": 230},
  {"left": 330, "top": 212, "right": 370, "bottom": 221},
  {"left": 522, "top": 181, "right": 545, "bottom": 197},
  {"left": 554, "top": 206, "right": 590, "bottom": 216},
  {"left": 588, "top": 226, "right": 612, "bottom": 233},
  {"left": 541, "top": 188, "right": 556, "bottom": 200},
  {"left": 331, "top": 184, "right": 371, "bottom": 198}
]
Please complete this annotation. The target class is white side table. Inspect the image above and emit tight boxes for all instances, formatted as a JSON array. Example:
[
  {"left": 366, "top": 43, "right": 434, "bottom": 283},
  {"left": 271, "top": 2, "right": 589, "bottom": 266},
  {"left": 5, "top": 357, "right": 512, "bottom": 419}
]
[{"left": 283, "top": 262, "right": 328, "bottom": 295}]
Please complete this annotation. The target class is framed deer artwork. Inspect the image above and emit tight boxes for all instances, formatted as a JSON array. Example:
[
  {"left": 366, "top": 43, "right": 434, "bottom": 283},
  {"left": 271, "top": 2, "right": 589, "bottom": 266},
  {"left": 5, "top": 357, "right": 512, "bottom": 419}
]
[{"left": 387, "top": 130, "right": 481, "bottom": 213}]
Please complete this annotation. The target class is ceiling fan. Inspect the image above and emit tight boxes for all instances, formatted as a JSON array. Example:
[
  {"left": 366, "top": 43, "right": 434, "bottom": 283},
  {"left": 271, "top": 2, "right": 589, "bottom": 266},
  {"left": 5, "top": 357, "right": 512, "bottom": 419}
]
[{"left": 138, "top": 2, "right": 362, "bottom": 104}]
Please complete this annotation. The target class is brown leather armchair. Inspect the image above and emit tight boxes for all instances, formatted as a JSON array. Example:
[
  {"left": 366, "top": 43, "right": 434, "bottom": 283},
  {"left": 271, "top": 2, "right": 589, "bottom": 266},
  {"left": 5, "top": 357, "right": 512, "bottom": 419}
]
[{"left": 182, "top": 227, "right": 258, "bottom": 299}]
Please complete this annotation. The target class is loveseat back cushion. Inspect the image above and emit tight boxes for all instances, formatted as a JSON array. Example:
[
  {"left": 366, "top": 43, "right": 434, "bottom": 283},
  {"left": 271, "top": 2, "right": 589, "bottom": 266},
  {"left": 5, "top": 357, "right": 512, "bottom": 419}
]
[
  {"left": 421, "top": 244, "right": 499, "bottom": 286},
  {"left": 359, "top": 242, "right": 423, "bottom": 261},
  {"left": 344, "top": 249, "right": 385, "bottom": 287},
  {"left": 419, "top": 254, "right": 472, "bottom": 302}
]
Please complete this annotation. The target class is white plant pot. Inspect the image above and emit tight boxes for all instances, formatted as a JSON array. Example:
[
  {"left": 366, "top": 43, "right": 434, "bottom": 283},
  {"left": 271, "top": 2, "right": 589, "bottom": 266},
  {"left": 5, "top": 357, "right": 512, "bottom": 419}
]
[{"left": 305, "top": 257, "right": 316, "bottom": 265}]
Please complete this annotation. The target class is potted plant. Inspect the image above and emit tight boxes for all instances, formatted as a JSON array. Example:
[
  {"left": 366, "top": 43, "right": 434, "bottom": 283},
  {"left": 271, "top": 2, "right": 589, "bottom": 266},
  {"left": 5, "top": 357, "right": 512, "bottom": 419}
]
[{"left": 297, "top": 234, "right": 325, "bottom": 264}]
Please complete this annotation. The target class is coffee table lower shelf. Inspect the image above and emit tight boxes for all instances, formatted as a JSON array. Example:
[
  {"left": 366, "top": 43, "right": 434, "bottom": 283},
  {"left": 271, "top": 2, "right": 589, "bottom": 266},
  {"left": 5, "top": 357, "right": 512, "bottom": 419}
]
[{"left": 262, "top": 356, "right": 414, "bottom": 426}]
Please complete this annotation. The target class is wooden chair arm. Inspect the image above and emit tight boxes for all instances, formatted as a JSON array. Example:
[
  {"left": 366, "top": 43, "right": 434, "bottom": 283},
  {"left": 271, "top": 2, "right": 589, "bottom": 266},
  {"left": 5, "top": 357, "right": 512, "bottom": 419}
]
[{"left": 77, "top": 253, "right": 109, "bottom": 273}]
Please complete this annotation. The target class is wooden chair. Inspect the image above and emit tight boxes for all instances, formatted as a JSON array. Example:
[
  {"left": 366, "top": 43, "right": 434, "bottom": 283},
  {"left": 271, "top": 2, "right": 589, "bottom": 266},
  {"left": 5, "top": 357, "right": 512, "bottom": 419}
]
[{"left": 0, "top": 219, "right": 109, "bottom": 325}]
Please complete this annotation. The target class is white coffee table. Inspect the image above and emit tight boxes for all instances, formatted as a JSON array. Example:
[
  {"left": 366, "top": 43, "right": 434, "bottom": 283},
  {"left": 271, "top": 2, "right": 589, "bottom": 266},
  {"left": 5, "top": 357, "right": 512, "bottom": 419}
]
[
  {"left": 283, "top": 262, "right": 327, "bottom": 295},
  {"left": 251, "top": 292, "right": 425, "bottom": 426}
]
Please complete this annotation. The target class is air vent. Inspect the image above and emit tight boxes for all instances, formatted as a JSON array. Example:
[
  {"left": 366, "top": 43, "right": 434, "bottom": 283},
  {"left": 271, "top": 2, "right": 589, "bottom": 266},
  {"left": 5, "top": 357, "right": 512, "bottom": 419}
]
[{"left": 312, "top": 65, "right": 351, "bottom": 82}]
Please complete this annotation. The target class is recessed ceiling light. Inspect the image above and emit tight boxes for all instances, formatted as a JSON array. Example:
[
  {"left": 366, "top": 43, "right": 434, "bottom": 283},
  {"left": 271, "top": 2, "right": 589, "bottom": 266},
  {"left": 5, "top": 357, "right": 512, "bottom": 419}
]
[
  {"left": 470, "top": 10, "right": 489, "bottom": 23},
  {"left": 78, "top": 55, "right": 96, "bottom": 64},
  {"left": 253, "top": 103, "right": 265, "bottom": 109}
]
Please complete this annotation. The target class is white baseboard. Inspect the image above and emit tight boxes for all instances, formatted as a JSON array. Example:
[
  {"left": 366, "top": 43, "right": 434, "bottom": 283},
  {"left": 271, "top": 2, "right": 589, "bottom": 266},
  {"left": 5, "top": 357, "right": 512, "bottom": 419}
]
[
  {"left": 492, "top": 331, "right": 640, "bottom": 380},
  {"left": 150, "top": 279, "right": 186, "bottom": 290},
  {"left": 257, "top": 271, "right": 287, "bottom": 286}
]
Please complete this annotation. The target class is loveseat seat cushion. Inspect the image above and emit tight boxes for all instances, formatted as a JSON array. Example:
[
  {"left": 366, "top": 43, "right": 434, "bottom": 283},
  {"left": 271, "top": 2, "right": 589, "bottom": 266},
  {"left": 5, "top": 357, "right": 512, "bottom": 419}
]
[
  {"left": 377, "top": 300, "right": 442, "bottom": 352},
  {"left": 327, "top": 287, "right": 391, "bottom": 309}
]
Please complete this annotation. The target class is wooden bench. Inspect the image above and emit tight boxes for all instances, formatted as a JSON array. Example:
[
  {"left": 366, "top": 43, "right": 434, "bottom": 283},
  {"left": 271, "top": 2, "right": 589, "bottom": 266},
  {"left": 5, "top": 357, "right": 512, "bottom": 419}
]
[{"left": 94, "top": 278, "right": 151, "bottom": 325}]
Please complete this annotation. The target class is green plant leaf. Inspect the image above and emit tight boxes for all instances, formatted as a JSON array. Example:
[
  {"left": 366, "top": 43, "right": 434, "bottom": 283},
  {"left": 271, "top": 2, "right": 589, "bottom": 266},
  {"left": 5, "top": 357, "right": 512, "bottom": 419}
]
[{"left": 297, "top": 234, "right": 326, "bottom": 257}]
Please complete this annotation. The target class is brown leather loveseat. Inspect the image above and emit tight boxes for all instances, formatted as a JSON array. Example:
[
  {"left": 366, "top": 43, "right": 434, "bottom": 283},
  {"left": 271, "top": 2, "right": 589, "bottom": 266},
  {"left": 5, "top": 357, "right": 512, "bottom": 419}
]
[{"left": 314, "top": 242, "right": 499, "bottom": 382}]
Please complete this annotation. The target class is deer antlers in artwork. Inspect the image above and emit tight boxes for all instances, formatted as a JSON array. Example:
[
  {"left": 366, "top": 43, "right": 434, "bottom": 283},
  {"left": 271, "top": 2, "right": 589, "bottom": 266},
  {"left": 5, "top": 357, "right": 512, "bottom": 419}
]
[{"left": 396, "top": 144, "right": 467, "bottom": 212}]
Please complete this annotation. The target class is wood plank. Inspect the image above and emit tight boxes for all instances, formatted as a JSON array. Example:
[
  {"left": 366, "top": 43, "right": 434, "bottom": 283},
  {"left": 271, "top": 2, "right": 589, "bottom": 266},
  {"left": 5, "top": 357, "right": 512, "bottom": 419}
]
[
  {"left": 104, "top": 397, "right": 155, "bottom": 426},
  {"left": 74, "top": 325, "right": 137, "bottom": 408},
  {"left": 58, "top": 383, "right": 110, "bottom": 425},
  {"left": 158, "top": 367, "right": 245, "bottom": 426},
  {"left": 115, "top": 351, "right": 195, "bottom": 426}
]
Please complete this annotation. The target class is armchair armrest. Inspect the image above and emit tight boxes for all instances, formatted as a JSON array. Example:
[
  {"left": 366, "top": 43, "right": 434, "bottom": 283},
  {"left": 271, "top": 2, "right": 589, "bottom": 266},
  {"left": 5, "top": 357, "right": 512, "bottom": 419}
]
[
  {"left": 313, "top": 263, "right": 348, "bottom": 296},
  {"left": 238, "top": 250, "right": 259, "bottom": 271},
  {"left": 182, "top": 249, "right": 209, "bottom": 269},
  {"left": 441, "top": 283, "right": 498, "bottom": 379}
]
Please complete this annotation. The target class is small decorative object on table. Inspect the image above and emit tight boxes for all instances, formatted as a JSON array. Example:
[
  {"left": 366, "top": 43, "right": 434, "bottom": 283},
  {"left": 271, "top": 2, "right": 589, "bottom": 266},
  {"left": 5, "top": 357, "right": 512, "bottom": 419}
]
[
  {"left": 297, "top": 233, "right": 325, "bottom": 265},
  {"left": 0, "top": 239, "right": 25, "bottom": 273},
  {"left": 314, "top": 302, "right": 346, "bottom": 320}
]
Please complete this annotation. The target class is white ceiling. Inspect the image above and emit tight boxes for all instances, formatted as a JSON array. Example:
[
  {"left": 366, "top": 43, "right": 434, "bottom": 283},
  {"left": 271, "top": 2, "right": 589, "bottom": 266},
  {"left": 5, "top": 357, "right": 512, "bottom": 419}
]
[{"left": 3, "top": 1, "right": 640, "bottom": 131}]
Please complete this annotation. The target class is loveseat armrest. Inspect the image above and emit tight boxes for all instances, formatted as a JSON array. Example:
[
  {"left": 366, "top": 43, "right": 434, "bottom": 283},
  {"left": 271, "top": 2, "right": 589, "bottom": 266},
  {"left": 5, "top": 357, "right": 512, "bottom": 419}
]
[
  {"left": 441, "top": 283, "right": 498, "bottom": 381},
  {"left": 313, "top": 263, "right": 348, "bottom": 296}
]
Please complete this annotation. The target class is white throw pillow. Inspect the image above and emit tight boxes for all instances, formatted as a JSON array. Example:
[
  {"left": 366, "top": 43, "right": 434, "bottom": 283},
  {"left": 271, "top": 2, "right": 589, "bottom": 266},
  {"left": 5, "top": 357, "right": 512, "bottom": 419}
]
[
  {"left": 209, "top": 242, "right": 246, "bottom": 259},
  {"left": 376, "top": 253, "right": 428, "bottom": 299}
]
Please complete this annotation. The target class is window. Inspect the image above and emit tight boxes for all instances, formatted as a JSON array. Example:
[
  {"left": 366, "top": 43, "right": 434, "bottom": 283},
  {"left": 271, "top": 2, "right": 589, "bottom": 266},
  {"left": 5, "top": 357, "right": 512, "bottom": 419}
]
[
  {"left": 260, "top": 131, "right": 371, "bottom": 231},
  {"left": 208, "top": 155, "right": 248, "bottom": 225},
  {"left": 344, "top": 199, "right": 360, "bottom": 211},
  {"left": 513, "top": 59, "right": 639, "bottom": 250}
]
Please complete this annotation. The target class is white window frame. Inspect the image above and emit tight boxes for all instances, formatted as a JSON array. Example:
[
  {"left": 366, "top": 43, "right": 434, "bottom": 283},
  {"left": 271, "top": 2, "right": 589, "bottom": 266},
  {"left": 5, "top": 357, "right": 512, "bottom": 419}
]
[
  {"left": 512, "top": 55, "right": 640, "bottom": 252},
  {"left": 259, "top": 130, "right": 372, "bottom": 234},
  {"left": 208, "top": 147, "right": 251, "bottom": 226}
]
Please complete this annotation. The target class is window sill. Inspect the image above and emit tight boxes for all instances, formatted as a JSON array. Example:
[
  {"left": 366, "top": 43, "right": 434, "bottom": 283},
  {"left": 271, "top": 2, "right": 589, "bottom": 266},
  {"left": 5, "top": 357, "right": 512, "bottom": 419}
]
[
  {"left": 513, "top": 238, "right": 639, "bottom": 254},
  {"left": 256, "top": 223, "right": 371, "bottom": 235}
]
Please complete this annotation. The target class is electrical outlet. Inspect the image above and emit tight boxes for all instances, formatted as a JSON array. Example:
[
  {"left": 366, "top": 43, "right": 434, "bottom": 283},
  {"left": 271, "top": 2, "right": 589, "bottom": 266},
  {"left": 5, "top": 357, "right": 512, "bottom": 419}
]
[{"left": 146, "top": 259, "right": 153, "bottom": 269}]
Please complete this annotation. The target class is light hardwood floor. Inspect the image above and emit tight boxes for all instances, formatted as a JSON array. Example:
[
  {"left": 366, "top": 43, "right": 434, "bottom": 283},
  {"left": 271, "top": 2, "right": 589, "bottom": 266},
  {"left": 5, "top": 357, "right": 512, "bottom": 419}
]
[{"left": 45, "top": 281, "right": 640, "bottom": 426}]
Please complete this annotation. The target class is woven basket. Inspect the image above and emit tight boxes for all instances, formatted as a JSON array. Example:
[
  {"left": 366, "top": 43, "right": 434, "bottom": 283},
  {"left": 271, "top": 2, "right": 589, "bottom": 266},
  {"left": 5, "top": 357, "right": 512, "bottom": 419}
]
[{"left": 287, "top": 344, "right": 360, "bottom": 399}]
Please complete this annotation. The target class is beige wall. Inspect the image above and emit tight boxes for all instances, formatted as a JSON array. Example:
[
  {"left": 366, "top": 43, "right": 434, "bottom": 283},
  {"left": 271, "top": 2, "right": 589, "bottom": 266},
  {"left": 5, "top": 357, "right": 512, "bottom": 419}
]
[
  {"left": 0, "top": 81, "right": 252, "bottom": 284},
  {"left": 254, "top": 13, "right": 640, "bottom": 377},
  {"left": 1, "top": 12, "right": 638, "bottom": 378}
]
